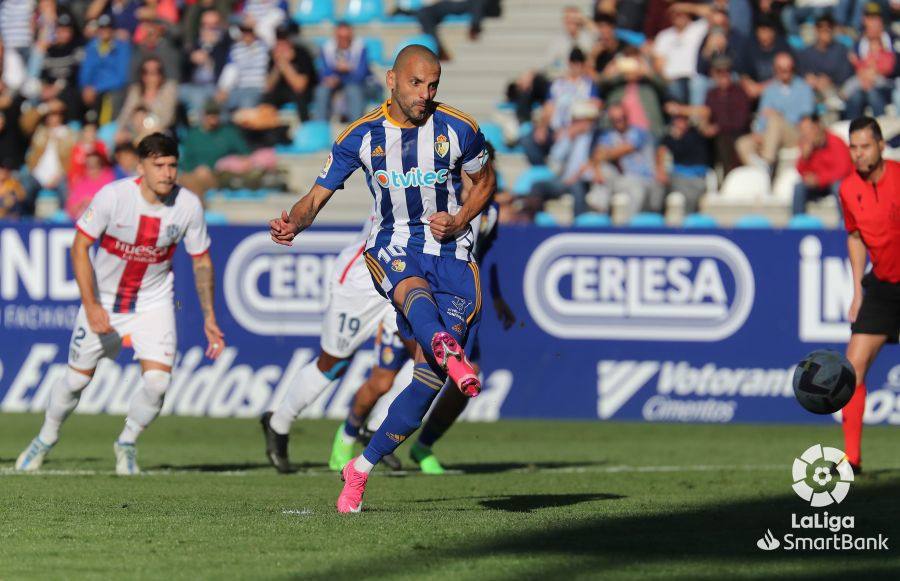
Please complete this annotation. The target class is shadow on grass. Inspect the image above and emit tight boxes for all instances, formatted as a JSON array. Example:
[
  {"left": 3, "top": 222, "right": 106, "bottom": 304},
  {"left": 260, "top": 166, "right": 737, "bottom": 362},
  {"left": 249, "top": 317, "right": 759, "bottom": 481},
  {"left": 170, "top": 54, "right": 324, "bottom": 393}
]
[
  {"left": 443, "top": 460, "right": 609, "bottom": 474},
  {"left": 295, "top": 477, "right": 900, "bottom": 579}
]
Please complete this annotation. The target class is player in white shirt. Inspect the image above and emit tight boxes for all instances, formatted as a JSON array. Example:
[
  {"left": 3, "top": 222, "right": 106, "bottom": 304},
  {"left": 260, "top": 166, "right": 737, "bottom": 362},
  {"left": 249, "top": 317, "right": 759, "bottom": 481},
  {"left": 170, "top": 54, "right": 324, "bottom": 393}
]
[{"left": 15, "top": 133, "right": 226, "bottom": 475}]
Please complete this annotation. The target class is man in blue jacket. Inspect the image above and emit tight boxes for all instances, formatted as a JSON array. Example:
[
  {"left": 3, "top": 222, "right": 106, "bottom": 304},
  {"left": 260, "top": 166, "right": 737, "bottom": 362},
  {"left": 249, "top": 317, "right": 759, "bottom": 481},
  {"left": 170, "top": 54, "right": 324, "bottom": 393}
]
[
  {"left": 79, "top": 15, "right": 131, "bottom": 125},
  {"left": 312, "top": 22, "right": 372, "bottom": 122}
]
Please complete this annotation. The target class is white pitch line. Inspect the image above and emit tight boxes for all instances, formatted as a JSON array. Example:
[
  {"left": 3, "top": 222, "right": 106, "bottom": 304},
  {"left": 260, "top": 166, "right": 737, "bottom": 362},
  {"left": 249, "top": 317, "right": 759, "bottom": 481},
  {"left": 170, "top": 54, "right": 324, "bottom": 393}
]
[{"left": 0, "top": 464, "right": 799, "bottom": 477}]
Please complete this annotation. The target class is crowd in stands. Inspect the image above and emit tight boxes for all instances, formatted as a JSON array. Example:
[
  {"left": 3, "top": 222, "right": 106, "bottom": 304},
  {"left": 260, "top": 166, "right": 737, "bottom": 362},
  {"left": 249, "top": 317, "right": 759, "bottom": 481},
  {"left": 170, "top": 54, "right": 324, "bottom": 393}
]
[
  {"left": 505, "top": 0, "right": 898, "bottom": 223},
  {"left": 0, "top": 0, "right": 385, "bottom": 220}
]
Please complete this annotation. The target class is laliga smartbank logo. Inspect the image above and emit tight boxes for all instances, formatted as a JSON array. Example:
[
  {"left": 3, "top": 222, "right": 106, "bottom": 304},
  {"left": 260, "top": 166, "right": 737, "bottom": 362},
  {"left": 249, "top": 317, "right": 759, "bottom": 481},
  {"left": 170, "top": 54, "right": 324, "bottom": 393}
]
[
  {"left": 224, "top": 231, "right": 358, "bottom": 336},
  {"left": 754, "top": 444, "right": 889, "bottom": 552},
  {"left": 791, "top": 444, "right": 854, "bottom": 507},
  {"left": 523, "top": 234, "right": 754, "bottom": 341}
]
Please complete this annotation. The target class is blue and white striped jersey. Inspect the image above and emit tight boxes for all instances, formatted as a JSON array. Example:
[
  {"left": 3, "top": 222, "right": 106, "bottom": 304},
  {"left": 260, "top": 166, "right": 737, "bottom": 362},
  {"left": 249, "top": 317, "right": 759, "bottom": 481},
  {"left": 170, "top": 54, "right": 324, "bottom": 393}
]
[{"left": 316, "top": 100, "right": 489, "bottom": 262}]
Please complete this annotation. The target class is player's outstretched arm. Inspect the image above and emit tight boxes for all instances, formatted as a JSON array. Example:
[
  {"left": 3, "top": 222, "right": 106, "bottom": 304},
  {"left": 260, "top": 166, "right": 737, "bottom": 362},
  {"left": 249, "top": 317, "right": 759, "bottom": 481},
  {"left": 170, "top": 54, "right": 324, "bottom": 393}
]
[
  {"left": 72, "top": 230, "right": 112, "bottom": 334},
  {"left": 269, "top": 184, "right": 336, "bottom": 246},
  {"left": 192, "top": 252, "right": 225, "bottom": 359},
  {"left": 429, "top": 163, "right": 496, "bottom": 241}
]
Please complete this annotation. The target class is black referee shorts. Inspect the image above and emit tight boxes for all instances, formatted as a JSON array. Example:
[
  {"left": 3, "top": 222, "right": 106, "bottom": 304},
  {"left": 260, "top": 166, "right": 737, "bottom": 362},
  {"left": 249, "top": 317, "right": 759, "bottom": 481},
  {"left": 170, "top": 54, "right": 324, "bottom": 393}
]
[{"left": 851, "top": 272, "right": 900, "bottom": 343}]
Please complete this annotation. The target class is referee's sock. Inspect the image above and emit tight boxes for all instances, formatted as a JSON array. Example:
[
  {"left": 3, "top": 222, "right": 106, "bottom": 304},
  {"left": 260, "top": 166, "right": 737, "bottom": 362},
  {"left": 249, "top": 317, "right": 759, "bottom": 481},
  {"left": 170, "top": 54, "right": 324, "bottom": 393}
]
[{"left": 842, "top": 382, "right": 866, "bottom": 467}]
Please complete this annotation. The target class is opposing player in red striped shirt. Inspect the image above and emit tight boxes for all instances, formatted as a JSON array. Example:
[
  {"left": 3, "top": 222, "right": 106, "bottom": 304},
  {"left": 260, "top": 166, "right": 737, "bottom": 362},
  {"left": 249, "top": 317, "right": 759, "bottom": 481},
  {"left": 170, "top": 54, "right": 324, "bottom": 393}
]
[{"left": 15, "top": 133, "right": 225, "bottom": 475}]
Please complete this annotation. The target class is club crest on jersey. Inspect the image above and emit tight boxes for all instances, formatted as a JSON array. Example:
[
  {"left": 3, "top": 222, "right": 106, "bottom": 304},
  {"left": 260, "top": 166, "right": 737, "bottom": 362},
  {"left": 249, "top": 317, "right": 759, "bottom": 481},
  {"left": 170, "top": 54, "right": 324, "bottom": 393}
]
[
  {"left": 391, "top": 259, "right": 406, "bottom": 272},
  {"left": 319, "top": 153, "right": 333, "bottom": 179},
  {"left": 165, "top": 224, "right": 180, "bottom": 241},
  {"left": 434, "top": 134, "right": 449, "bottom": 157},
  {"left": 381, "top": 346, "right": 395, "bottom": 365}
]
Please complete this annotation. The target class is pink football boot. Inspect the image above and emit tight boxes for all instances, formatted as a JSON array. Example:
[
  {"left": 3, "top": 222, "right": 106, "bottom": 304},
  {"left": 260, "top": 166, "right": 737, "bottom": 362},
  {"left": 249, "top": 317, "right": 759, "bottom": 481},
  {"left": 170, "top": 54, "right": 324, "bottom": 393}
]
[
  {"left": 431, "top": 331, "right": 481, "bottom": 397},
  {"left": 337, "top": 457, "right": 369, "bottom": 513}
]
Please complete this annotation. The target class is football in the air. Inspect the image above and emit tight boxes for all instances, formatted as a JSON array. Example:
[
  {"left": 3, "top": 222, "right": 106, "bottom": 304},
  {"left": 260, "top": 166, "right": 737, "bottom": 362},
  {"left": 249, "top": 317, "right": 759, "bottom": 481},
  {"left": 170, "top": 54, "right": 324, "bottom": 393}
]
[{"left": 792, "top": 350, "right": 857, "bottom": 415}]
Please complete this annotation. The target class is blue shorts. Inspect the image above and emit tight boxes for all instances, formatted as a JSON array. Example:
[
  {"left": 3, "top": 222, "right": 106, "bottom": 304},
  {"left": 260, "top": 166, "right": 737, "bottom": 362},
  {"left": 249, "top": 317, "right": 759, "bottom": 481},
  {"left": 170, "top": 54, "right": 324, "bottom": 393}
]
[
  {"left": 375, "top": 319, "right": 411, "bottom": 371},
  {"left": 363, "top": 244, "right": 482, "bottom": 357}
]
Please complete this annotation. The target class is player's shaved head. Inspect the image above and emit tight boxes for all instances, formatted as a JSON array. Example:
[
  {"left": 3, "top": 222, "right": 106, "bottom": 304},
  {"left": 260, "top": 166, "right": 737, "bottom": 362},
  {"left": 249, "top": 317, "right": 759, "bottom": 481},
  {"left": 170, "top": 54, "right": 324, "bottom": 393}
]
[{"left": 386, "top": 45, "right": 441, "bottom": 126}]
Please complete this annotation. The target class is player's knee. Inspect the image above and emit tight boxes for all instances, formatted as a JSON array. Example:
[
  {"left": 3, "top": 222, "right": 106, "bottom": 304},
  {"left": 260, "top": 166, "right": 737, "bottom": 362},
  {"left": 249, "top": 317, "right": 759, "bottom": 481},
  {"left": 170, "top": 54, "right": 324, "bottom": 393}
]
[
  {"left": 65, "top": 368, "right": 93, "bottom": 394},
  {"left": 142, "top": 369, "right": 172, "bottom": 400}
]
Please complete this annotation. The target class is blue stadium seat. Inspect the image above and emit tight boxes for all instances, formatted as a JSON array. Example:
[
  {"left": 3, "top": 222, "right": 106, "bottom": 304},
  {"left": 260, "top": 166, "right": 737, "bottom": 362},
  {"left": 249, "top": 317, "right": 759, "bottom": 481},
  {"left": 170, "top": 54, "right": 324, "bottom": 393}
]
[
  {"left": 787, "top": 34, "right": 806, "bottom": 51},
  {"left": 97, "top": 122, "right": 117, "bottom": 152},
  {"left": 788, "top": 214, "right": 825, "bottom": 229},
  {"left": 342, "top": 0, "right": 384, "bottom": 24},
  {"left": 534, "top": 211, "right": 558, "bottom": 227},
  {"left": 734, "top": 214, "right": 774, "bottom": 229},
  {"left": 480, "top": 122, "right": 510, "bottom": 153},
  {"left": 363, "top": 37, "right": 387, "bottom": 66},
  {"left": 294, "top": 0, "right": 334, "bottom": 25},
  {"left": 615, "top": 29, "right": 646, "bottom": 46},
  {"left": 385, "top": 0, "right": 423, "bottom": 23},
  {"left": 37, "top": 188, "right": 58, "bottom": 199},
  {"left": 573, "top": 212, "right": 611, "bottom": 228},
  {"left": 48, "top": 209, "right": 71, "bottom": 224},
  {"left": 629, "top": 212, "right": 666, "bottom": 228},
  {"left": 682, "top": 213, "right": 718, "bottom": 228},
  {"left": 392, "top": 34, "right": 439, "bottom": 59},
  {"left": 835, "top": 34, "right": 854, "bottom": 49},
  {"left": 204, "top": 211, "right": 229, "bottom": 225},
  {"left": 512, "top": 166, "right": 556, "bottom": 195},
  {"left": 444, "top": 14, "right": 471, "bottom": 24},
  {"left": 495, "top": 170, "right": 507, "bottom": 192},
  {"left": 518, "top": 121, "right": 533, "bottom": 141},
  {"left": 275, "top": 121, "right": 332, "bottom": 154}
]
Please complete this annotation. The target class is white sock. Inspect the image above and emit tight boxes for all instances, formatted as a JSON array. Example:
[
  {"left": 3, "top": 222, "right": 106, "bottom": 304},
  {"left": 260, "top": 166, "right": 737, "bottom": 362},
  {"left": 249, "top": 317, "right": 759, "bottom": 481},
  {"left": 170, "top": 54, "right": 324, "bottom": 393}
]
[
  {"left": 269, "top": 361, "right": 335, "bottom": 435},
  {"left": 353, "top": 455, "right": 374, "bottom": 474},
  {"left": 339, "top": 425, "right": 357, "bottom": 446},
  {"left": 118, "top": 370, "right": 171, "bottom": 444},
  {"left": 38, "top": 368, "right": 92, "bottom": 445}
]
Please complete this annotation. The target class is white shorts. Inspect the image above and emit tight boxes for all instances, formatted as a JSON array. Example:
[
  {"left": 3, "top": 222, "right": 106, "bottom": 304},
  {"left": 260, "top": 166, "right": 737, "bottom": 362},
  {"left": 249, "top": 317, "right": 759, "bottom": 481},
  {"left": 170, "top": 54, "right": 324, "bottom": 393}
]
[
  {"left": 67, "top": 304, "right": 177, "bottom": 369},
  {"left": 320, "top": 251, "right": 396, "bottom": 359}
]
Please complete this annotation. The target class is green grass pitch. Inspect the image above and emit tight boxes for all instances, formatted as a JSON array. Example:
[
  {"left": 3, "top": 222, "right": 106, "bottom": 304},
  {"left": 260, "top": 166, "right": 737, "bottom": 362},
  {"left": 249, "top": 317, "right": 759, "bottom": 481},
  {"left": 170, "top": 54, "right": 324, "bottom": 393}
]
[{"left": 1, "top": 413, "right": 898, "bottom": 579}]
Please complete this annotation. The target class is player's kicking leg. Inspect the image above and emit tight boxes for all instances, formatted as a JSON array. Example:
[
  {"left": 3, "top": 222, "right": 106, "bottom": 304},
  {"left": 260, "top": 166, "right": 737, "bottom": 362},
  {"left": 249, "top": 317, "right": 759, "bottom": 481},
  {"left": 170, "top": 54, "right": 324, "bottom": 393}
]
[
  {"left": 261, "top": 351, "right": 349, "bottom": 473},
  {"left": 338, "top": 259, "right": 482, "bottom": 512}
]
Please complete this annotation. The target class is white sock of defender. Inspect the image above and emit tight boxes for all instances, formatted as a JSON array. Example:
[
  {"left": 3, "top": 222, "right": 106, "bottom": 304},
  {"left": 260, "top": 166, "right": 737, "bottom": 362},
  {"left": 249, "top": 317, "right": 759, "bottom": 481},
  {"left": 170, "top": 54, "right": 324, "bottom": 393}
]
[
  {"left": 118, "top": 370, "right": 171, "bottom": 444},
  {"left": 38, "top": 368, "right": 92, "bottom": 445},
  {"left": 269, "top": 361, "right": 335, "bottom": 435},
  {"left": 353, "top": 456, "right": 374, "bottom": 474}
]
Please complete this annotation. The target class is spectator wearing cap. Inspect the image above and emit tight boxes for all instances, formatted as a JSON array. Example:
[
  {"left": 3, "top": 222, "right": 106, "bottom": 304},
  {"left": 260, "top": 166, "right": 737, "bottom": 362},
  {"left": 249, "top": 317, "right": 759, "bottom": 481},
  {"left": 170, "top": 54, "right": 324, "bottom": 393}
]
[
  {"left": 180, "top": 8, "right": 231, "bottom": 124},
  {"left": 792, "top": 115, "right": 852, "bottom": 215},
  {"left": 0, "top": 0, "right": 35, "bottom": 64},
  {"left": 589, "top": 103, "right": 664, "bottom": 214},
  {"left": 312, "top": 22, "right": 373, "bottom": 122},
  {"left": 36, "top": 12, "right": 84, "bottom": 121},
  {"left": 79, "top": 14, "right": 131, "bottom": 124},
  {"left": 698, "top": 56, "right": 752, "bottom": 175},
  {"left": 842, "top": 2, "right": 896, "bottom": 119},
  {"left": 262, "top": 23, "right": 317, "bottom": 121},
  {"left": 739, "top": 16, "right": 792, "bottom": 100},
  {"left": 523, "top": 47, "right": 600, "bottom": 165},
  {"left": 797, "top": 15, "right": 854, "bottom": 115},
  {"left": 598, "top": 46, "right": 667, "bottom": 140},
  {"left": 66, "top": 150, "right": 114, "bottom": 220},
  {"left": 0, "top": 157, "right": 26, "bottom": 219},
  {"left": 115, "top": 56, "right": 177, "bottom": 144},
  {"left": 240, "top": 0, "right": 288, "bottom": 48},
  {"left": 736, "top": 52, "right": 815, "bottom": 172},
  {"left": 656, "top": 113, "right": 710, "bottom": 214},
  {"left": 180, "top": 101, "right": 251, "bottom": 199},
  {"left": 217, "top": 20, "right": 270, "bottom": 111},
  {"left": 523, "top": 100, "right": 601, "bottom": 217},
  {"left": 651, "top": 5, "right": 709, "bottom": 104},
  {"left": 24, "top": 99, "right": 76, "bottom": 202},
  {"left": 129, "top": 16, "right": 181, "bottom": 82}
]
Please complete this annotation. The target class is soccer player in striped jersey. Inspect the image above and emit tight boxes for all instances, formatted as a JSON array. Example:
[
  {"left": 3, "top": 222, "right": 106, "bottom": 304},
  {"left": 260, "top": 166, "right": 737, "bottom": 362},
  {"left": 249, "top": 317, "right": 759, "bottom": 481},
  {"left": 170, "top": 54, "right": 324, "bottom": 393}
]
[{"left": 269, "top": 44, "right": 496, "bottom": 512}]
